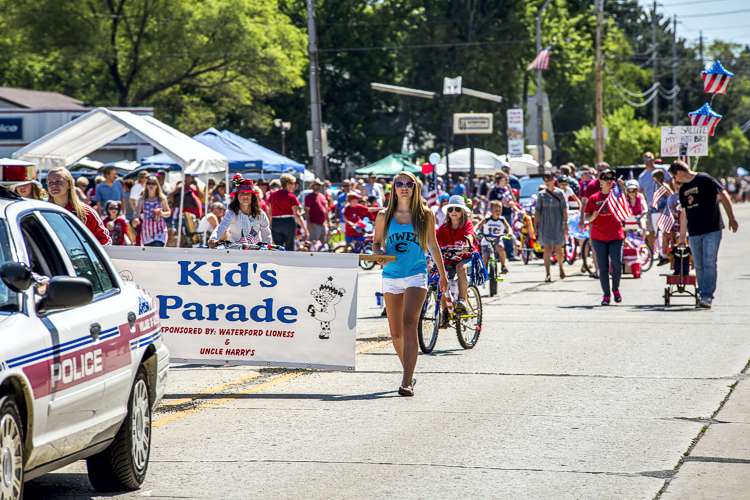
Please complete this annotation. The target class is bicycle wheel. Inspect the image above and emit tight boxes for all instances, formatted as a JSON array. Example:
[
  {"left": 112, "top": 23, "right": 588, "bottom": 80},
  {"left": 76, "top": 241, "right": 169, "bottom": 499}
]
[
  {"left": 359, "top": 241, "right": 376, "bottom": 270},
  {"left": 418, "top": 289, "right": 440, "bottom": 353},
  {"left": 488, "top": 259, "right": 498, "bottom": 297},
  {"left": 581, "top": 239, "right": 593, "bottom": 274},
  {"left": 638, "top": 243, "right": 654, "bottom": 272},
  {"left": 456, "top": 285, "right": 482, "bottom": 349},
  {"left": 521, "top": 236, "right": 531, "bottom": 265},
  {"left": 565, "top": 236, "right": 577, "bottom": 265},
  {"left": 332, "top": 243, "right": 349, "bottom": 254}
]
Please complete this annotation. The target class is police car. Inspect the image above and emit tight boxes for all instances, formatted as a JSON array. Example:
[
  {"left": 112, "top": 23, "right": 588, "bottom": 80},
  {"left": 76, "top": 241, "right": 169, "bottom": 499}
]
[{"left": 0, "top": 186, "right": 168, "bottom": 498}]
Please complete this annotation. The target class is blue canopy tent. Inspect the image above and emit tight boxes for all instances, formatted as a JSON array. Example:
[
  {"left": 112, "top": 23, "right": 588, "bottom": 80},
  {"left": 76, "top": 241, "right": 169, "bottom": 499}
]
[{"left": 141, "top": 128, "right": 305, "bottom": 175}]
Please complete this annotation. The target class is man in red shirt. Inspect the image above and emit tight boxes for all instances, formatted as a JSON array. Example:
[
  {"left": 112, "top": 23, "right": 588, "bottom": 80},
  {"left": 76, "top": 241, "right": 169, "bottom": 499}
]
[
  {"left": 342, "top": 192, "right": 373, "bottom": 246},
  {"left": 268, "top": 174, "right": 307, "bottom": 250},
  {"left": 304, "top": 179, "right": 329, "bottom": 245}
]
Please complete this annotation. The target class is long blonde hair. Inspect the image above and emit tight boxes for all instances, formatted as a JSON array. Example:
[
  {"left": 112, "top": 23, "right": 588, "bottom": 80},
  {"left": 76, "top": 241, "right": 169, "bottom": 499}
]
[
  {"left": 48, "top": 167, "right": 87, "bottom": 223},
  {"left": 383, "top": 171, "right": 430, "bottom": 249},
  {"left": 141, "top": 175, "right": 167, "bottom": 203}
]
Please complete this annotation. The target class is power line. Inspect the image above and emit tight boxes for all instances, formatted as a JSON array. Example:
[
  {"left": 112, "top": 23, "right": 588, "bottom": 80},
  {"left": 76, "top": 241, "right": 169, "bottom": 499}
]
[
  {"left": 680, "top": 8, "right": 750, "bottom": 18},
  {"left": 663, "top": 0, "right": 733, "bottom": 6},
  {"left": 319, "top": 39, "right": 527, "bottom": 53}
]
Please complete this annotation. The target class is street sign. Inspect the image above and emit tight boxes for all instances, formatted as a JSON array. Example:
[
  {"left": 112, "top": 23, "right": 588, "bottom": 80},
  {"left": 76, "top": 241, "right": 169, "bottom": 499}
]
[
  {"left": 453, "top": 113, "right": 493, "bottom": 135},
  {"left": 660, "top": 126, "right": 709, "bottom": 157},
  {"left": 306, "top": 128, "right": 329, "bottom": 157},
  {"left": 443, "top": 76, "right": 462, "bottom": 95},
  {"left": 507, "top": 109, "right": 524, "bottom": 157}
]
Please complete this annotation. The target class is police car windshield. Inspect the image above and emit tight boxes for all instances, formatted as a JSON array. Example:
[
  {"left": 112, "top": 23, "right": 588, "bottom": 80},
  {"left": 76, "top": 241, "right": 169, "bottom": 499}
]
[{"left": 0, "top": 220, "right": 18, "bottom": 312}]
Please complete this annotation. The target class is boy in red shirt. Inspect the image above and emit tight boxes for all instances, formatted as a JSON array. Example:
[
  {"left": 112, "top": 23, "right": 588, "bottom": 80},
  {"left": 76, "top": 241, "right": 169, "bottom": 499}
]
[{"left": 343, "top": 192, "right": 374, "bottom": 246}]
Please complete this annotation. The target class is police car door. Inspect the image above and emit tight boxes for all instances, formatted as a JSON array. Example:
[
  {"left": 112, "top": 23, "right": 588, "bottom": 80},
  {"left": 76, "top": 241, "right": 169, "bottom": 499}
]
[{"left": 37, "top": 210, "right": 135, "bottom": 453}]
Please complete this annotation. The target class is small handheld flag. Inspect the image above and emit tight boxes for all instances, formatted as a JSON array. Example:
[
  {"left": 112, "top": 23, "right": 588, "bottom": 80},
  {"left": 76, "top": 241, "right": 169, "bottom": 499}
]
[
  {"left": 652, "top": 184, "right": 669, "bottom": 209},
  {"left": 527, "top": 47, "right": 551, "bottom": 71},
  {"left": 701, "top": 60, "right": 734, "bottom": 95},
  {"left": 605, "top": 184, "right": 632, "bottom": 224},
  {"left": 688, "top": 103, "right": 722, "bottom": 136},
  {"left": 657, "top": 209, "right": 676, "bottom": 234}
]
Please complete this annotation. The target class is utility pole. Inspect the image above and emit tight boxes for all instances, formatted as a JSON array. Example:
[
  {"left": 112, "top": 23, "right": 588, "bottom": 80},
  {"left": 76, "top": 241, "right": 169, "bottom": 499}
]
[
  {"left": 535, "top": 0, "right": 552, "bottom": 170},
  {"left": 651, "top": 0, "right": 659, "bottom": 126},
  {"left": 594, "top": 0, "right": 605, "bottom": 163},
  {"left": 306, "top": 0, "right": 325, "bottom": 179},
  {"left": 699, "top": 31, "right": 704, "bottom": 65},
  {"left": 672, "top": 15, "right": 678, "bottom": 125}
]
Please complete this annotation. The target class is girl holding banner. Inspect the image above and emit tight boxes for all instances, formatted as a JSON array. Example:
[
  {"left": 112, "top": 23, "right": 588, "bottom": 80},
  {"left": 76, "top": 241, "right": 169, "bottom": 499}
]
[
  {"left": 208, "top": 177, "right": 271, "bottom": 247},
  {"left": 373, "top": 171, "right": 448, "bottom": 397}
]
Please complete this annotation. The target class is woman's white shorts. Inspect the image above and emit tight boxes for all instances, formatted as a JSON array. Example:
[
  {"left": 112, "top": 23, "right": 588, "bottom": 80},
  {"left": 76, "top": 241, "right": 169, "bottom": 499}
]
[{"left": 382, "top": 273, "right": 428, "bottom": 294}]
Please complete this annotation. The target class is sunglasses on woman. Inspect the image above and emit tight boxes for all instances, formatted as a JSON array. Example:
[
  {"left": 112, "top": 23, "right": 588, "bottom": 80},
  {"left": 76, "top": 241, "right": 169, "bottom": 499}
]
[
  {"left": 447, "top": 207, "right": 463, "bottom": 213},
  {"left": 394, "top": 180, "right": 415, "bottom": 189},
  {"left": 600, "top": 176, "right": 615, "bottom": 182}
]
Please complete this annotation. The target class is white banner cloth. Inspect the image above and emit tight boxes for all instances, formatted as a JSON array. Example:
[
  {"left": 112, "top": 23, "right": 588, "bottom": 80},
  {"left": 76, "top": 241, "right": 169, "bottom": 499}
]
[{"left": 105, "top": 247, "right": 359, "bottom": 370}]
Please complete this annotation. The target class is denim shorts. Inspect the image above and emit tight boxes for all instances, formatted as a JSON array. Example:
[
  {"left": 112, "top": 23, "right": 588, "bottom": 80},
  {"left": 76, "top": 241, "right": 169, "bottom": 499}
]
[{"left": 382, "top": 273, "right": 428, "bottom": 294}]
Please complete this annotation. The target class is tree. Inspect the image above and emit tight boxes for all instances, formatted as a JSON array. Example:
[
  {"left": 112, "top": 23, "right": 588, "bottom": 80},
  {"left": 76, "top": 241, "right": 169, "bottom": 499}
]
[
  {"left": 700, "top": 126, "right": 750, "bottom": 178},
  {"left": 0, "top": 0, "right": 307, "bottom": 134}
]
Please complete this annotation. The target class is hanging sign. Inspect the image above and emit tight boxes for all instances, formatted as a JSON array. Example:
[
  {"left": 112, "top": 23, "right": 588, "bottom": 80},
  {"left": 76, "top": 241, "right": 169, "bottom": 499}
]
[
  {"left": 506, "top": 109, "right": 524, "bottom": 157},
  {"left": 105, "top": 247, "right": 359, "bottom": 370},
  {"left": 453, "top": 113, "right": 493, "bottom": 135},
  {"left": 660, "top": 126, "right": 709, "bottom": 157}
]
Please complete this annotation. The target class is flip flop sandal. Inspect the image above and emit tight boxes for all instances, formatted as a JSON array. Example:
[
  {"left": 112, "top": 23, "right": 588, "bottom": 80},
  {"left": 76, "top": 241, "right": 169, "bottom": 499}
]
[{"left": 398, "top": 386, "right": 414, "bottom": 397}]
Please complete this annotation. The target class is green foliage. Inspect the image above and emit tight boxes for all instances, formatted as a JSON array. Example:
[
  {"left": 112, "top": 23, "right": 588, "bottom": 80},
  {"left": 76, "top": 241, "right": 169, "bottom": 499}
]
[
  {"left": 0, "top": 0, "right": 307, "bottom": 135},
  {"left": 699, "top": 126, "right": 750, "bottom": 178},
  {"left": 572, "top": 106, "right": 660, "bottom": 166}
]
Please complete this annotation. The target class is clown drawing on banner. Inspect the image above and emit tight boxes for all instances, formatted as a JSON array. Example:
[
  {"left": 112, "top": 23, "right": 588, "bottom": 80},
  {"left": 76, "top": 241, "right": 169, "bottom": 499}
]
[{"left": 307, "top": 276, "right": 346, "bottom": 340}]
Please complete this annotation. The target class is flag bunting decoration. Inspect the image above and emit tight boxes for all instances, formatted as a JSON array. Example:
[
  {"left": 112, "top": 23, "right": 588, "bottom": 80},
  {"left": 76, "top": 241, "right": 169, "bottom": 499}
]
[
  {"left": 652, "top": 184, "right": 669, "bottom": 209},
  {"left": 657, "top": 209, "right": 676, "bottom": 234},
  {"left": 527, "top": 47, "right": 551, "bottom": 71},
  {"left": 701, "top": 60, "right": 734, "bottom": 95},
  {"left": 606, "top": 185, "right": 632, "bottom": 223},
  {"left": 688, "top": 103, "right": 722, "bottom": 136}
]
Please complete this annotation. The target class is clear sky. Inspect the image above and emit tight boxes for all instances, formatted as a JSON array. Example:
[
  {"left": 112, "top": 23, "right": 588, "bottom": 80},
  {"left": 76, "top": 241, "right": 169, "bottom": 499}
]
[{"left": 638, "top": 0, "right": 750, "bottom": 49}]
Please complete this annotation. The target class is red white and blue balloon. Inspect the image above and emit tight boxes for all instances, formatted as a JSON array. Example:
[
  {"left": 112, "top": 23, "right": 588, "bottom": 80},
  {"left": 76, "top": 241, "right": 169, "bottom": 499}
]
[
  {"left": 701, "top": 60, "right": 734, "bottom": 94},
  {"left": 688, "top": 102, "right": 722, "bottom": 136}
]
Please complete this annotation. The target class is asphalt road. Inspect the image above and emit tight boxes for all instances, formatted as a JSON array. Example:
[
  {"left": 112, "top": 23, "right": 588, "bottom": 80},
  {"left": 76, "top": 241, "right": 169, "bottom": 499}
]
[{"left": 28, "top": 205, "right": 750, "bottom": 499}]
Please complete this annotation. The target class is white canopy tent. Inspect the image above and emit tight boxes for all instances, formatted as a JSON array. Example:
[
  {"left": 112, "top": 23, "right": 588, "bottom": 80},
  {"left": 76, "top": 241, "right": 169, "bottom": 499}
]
[
  {"left": 438, "top": 148, "right": 507, "bottom": 177},
  {"left": 498, "top": 154, "right": 544, "bottom": 177},
  {"left": 13, "top": 107, "right": 228, "bottom": 246}
]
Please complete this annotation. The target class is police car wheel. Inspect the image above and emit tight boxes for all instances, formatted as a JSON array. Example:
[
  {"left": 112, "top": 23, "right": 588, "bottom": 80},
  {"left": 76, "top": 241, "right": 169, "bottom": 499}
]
[
  {"left": 87, "top": 367, "right": 151, "bottom": 492},
  {"left": 0, "top": 397, "right": 24, "bottom": 500}
]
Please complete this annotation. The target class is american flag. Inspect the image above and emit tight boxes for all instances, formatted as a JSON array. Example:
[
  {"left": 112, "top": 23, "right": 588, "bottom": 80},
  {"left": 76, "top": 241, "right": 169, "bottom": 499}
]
[
  {"left": 652, "top": 184, "right": 669, "bottom": 209},
  {"left": 657, "top": 209, "right": 676, "bottom": 234},
  {"left": 605, "top": 185, "right": 632, "bottom": 224},
  {"left": 527, "top": 47, "right": 551, "bottom": 71},
  {"left": 426, "top": 188, "right": 442, "bottom": 207}
]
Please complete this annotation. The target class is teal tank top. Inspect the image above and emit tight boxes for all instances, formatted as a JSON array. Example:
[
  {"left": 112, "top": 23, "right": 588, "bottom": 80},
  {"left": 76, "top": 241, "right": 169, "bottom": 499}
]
[{"left": 383, "top": 219, "right": 427, "bottom": 279}]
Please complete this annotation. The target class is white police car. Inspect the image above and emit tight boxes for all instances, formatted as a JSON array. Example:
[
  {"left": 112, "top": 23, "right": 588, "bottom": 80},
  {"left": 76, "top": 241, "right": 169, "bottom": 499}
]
[{"left": 0, "top": 187, "right": 168, "bottom": 498}]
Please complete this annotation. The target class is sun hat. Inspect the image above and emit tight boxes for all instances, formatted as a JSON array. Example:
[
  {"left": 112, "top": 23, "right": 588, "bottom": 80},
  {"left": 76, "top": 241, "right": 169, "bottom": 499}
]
[
  {"left": 438, "top": 192, "right": 450, "bottom": 203},
  {"left": 236, "top": 179, "right": 256, "bottom": 194},
  {"left": 443, "top": 194, "right": 471, "bottom": 214}
]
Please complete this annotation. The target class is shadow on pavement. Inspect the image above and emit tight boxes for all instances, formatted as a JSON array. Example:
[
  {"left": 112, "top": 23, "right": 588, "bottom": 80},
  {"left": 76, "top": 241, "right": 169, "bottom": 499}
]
[
  {"left": 628, "top": 304, "right": 697, "bottom": 312},
  {"left": 26, "top": 473, "right": 116, "bottom": 499},
  {"left": 163, "top": 391, "right": 399, "bottom": 401}
]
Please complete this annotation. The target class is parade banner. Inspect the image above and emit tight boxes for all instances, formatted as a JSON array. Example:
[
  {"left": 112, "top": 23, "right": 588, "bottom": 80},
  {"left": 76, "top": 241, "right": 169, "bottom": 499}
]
[
  {"left": 507, "top": 108, "right": 524, "bottom": 157},
  {"left": 105, "top": 247, "right": 359, "bottom": 370}
]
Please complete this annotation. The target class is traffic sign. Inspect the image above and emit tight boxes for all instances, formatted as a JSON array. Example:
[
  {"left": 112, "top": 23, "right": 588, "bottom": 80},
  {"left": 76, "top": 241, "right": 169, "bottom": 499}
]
[
  {"left": 443, "top": 76, "right": 462, "bottom": 95},
  {"left": 453, "top": 113, "right": 493, "bottom": 135}
]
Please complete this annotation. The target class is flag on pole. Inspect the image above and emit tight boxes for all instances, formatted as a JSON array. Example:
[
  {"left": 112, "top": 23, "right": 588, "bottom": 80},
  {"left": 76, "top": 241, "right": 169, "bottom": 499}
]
[
  {"left": 657, "top": 209, "right": 676, "bottom": 234},
  {"left": 605, "top": 184, "right": 632, "bottom": 223},
  {"left": 701, "top": 60, "right": 734, "bottom": 95},
  {"left": 652, "top": 184, "right": 669, "bottom": 209},
  {"left": 527, "top": 47, "right": 551, "bottom": 71}
]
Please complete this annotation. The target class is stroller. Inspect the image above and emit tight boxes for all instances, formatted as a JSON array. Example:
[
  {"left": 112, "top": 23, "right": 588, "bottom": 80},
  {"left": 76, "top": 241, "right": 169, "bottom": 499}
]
[{"left": 663, "top": 245, "right": 699, "bottom": 307}]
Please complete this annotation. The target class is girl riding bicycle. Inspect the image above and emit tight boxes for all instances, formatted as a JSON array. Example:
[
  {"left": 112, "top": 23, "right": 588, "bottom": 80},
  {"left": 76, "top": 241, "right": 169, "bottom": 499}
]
[
  {"left": 373, "top": 172, "right": 447, "bottom": 397},
  {"left": 478, "top": 200, "right": 511, "bottom": 274},
  {"left": 208, "top": 177, "right": 272, "bottom": 247},
  {"left": 436, "top": 195, "right": 479, "bottom": 311}
]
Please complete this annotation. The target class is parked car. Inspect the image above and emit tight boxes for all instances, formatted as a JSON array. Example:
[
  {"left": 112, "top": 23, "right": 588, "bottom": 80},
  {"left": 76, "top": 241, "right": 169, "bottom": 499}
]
[{"left": 0, "top": 186, "right": 168, "bottom": 498}]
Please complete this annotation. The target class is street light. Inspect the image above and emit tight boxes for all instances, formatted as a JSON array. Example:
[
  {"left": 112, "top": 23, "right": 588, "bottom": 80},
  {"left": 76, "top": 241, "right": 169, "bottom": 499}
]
[
  {"left": 273, "top": 118, "right": 292, "bottom": 156},
  {"left": 369, "top": 83, "right": 436, "bottom": 100}
]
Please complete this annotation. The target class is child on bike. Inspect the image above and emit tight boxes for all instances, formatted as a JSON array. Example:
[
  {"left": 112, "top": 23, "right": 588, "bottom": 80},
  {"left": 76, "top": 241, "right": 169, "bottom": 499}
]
[
  {"left": 478, "top": 200, "right": 510, "bottom": 274},
  {"left": 343, "top": 192, "right": 374, "bottom": 248},
  {"left": 437, "top": 195, "right": 479, "bottom": 312}
]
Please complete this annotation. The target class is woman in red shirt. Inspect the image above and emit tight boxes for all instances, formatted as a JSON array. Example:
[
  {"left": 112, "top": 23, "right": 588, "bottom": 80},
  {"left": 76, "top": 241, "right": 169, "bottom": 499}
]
[
  {"left": 102, "top": 200, "right": 132, "bottom": 245},
  {"left": 584, "top": 169, "right": 624, "bottom": 305},
  {"left": 268, "top": 174, "right": 307, "bottom": 250},
  {"left": 436, "top": 195, "right": 478, "bottom": 310},
  {"left": 47, "top": 167, "right": 111, "bottom": 246}
]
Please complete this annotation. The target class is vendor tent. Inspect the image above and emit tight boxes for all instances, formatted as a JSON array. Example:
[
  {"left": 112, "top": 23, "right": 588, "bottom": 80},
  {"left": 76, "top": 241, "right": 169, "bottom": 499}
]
[
  {"left": 498, "top": 154, "right": 544, "bottom": 176},
  {"left": 355, "top": 154, "right": 420, "bottom": 176},
  {"left": 220, "top": 130, "right": 304, "bottom": 174},
  {"left": 437, "top": 148, "right": 506, "bottom": 177},
  {"left": 14, "top": 107, "right": 226, "bottom": 175}
]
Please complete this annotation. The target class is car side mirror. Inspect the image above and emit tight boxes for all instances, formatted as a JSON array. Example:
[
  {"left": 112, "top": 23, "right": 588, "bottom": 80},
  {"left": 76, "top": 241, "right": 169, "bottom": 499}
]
[
  {"left": 0, "top": 262, "right": 33, "bottom": 292},
  {"left": 38, "top": 277, "right": 93, "bottom": 312}
]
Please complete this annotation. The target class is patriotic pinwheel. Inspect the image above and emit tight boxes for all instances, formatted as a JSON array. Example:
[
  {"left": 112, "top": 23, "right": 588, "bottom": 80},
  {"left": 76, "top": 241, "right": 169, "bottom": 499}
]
[
  {"left": 701, "top": 60, "right": 734, "bottom": 95},
  {"left": 688, "top": 103, "right": 722, "bottom": 136}
]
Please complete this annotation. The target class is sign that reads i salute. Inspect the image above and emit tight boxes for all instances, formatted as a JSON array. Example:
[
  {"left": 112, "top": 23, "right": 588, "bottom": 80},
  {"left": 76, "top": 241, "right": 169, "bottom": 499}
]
[
  {"left": 453, "top": 113, "right": 493, "bottom": 135},
  {"left": 660, "top": 126, "right": 709, "bottom": 157},
  {"left": 105, "top": 247, "right": 360, "bottom": 370}
]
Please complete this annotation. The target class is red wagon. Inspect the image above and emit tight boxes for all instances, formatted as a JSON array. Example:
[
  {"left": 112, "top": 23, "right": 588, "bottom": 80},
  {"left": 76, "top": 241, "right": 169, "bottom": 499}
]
[{"left": 663, "top": 273, "right": 699, "bottom": 307}]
